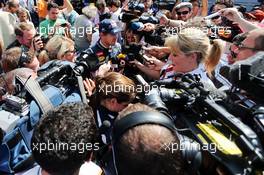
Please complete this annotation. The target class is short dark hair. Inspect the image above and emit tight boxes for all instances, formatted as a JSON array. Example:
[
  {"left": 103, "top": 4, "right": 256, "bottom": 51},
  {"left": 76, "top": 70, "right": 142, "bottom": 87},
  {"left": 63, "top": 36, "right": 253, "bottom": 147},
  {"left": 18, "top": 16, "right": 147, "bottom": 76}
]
[
  {"left": 14, "top": 22, "right": 34, "bottom": 37},
  {"left": 7, "top": 0, "right": 19, "bottom": 8},
  {"left": 215, "top": 0, "right": 234, "bottom": 7},
  {"left": 47, "top": 2, "right": 59, "bottom": 11},
  {"left": 115, "top": 103, "right": 184, "bottom": 175},
  {"left": 107, "top": 0, "right": 121, "bottom": 7},
  {"left": 31, "top": 103, "right": 97, "bottom": 175}
]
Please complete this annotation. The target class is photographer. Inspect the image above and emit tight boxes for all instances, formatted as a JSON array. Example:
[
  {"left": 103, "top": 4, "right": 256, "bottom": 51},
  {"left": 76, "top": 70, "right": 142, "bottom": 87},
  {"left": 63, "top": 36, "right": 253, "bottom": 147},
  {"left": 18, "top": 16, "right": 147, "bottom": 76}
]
[
  {"left": 1, "top": 47, "right": 39, "bottom": 73},
  {"left": 6, "top": 22, "right": 43, "bottom": 51},
  {"left": 84, "top": 72, "right": 136, "bottom": 144},
  {"left": 131, "top": 28, "right": 223, "bottom": 85},
  {"left": 111, "top": 103, "right": 184, "bottom": 175}
]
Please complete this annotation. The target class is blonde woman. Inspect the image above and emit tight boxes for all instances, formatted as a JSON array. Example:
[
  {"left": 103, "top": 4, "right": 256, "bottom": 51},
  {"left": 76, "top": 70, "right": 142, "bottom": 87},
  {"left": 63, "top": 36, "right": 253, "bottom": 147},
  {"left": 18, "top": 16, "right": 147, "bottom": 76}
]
[
  {"left": 38, "top": 35, "right": 76, "bottom": 65},
  {"left": 132, "top": 28, "right": 223, "bottom": 85}
]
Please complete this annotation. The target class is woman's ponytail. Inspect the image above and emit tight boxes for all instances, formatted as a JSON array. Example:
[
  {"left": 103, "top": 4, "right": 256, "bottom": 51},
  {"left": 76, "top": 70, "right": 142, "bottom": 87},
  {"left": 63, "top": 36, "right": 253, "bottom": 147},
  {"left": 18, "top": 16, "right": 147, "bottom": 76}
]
[{"left": 205, "top": 39, "right": 223, "bottom": 76}]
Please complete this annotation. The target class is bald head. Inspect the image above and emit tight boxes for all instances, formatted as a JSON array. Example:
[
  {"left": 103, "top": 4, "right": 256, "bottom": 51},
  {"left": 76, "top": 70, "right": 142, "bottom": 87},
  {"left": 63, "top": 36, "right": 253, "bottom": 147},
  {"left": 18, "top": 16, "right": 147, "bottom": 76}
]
[
  {"left": 249, "top": 29, "right": 264, "bottom": 51},
  {"left": 115, "top": 103, "right": 184, "bottom": 175},
  {"left": 230, "top": 29, "right": 264, "bottom": 62}
]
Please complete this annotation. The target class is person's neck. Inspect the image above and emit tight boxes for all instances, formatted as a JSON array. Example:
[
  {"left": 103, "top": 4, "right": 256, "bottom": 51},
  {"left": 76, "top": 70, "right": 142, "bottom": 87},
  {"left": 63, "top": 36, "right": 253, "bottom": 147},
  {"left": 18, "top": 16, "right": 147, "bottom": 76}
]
[
  {"left": 100, "top": 39, "right": 110, "bottom": 49},
  {"left": 174, "top": 62, "right": 198, "bottom": 74}
]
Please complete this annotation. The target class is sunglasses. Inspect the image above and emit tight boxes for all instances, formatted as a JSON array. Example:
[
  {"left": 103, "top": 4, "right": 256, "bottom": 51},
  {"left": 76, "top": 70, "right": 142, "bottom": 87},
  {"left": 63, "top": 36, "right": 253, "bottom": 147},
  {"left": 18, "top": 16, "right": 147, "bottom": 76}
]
[{"left": 177, "top": 11, "right": 189, "bottom": 16}]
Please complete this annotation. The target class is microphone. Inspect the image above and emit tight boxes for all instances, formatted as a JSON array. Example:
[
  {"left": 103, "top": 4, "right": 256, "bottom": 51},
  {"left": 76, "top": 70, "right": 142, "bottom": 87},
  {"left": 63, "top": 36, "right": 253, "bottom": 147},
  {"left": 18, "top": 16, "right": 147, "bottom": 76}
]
[{"left": 99, "top": 120, "right": 111, "bottom": 134}]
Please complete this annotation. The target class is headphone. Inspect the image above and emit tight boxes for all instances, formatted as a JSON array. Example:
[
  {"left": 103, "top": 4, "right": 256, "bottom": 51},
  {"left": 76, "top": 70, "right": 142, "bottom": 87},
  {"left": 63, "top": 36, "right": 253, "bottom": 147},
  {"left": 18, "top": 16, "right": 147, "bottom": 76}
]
[{"left": 99, "top": 111, "right": 202, "bottom": 175}]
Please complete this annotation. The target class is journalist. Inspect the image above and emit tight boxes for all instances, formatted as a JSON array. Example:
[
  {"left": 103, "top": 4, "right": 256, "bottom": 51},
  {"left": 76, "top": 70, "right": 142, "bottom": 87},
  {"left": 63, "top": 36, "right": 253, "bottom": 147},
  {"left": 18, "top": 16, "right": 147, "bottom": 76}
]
[
  {"left": 131, "top": 28, "right": 223, "bottom": 86},
  {"left": 84, "top": 72, "right": 136, "bottom": 145},
  {"left": 38, "top": 35, "right": 76, "bottom": 65}
]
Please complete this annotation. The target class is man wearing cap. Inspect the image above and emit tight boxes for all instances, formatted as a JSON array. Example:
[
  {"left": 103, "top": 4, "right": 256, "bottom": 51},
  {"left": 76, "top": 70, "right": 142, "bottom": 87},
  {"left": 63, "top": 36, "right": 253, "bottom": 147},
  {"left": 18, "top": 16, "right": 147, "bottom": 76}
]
[
  {"left": 174, "top": 2, "right": 193, "bottom": 22},
  {"left": 82, "top": 19, "right": 122, "bottom": 68},
  {"left": 159, "top": 2, "right": 193, "bottom": 27}
]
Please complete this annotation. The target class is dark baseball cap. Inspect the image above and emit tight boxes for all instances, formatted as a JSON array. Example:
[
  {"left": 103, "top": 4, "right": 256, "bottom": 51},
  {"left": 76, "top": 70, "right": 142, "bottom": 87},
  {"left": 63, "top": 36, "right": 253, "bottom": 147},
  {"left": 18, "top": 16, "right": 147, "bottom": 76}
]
[{"left": 99, "top": 19, "right": 122, "bottom": 34}]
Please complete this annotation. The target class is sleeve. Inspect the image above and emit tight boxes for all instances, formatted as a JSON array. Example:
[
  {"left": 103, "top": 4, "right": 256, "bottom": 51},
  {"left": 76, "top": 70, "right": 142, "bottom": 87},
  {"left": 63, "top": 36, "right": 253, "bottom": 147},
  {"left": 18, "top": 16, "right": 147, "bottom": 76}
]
[{"left": 62, "top": 9, "right": 79, "bottom": 26}]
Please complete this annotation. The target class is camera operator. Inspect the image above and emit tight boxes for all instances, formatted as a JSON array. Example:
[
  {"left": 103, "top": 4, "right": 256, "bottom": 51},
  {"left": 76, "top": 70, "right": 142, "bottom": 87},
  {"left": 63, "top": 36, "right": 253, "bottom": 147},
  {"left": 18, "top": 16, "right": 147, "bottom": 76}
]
[
  {"left": 83, "top": 19, "right": 122, "bottom": 67},
  {"left": 131, "top": 28, "right": 223, "bottom": 86},
  {"left": 24, "top": 102, "right": 102, "bottom": 175},
  {"left": 6, "top": 22, "right": 43, "bottom": 51},
  {"left": 84, "top": 72, "right": 136, "bottom": 145},
  {"left": 1, "top": 47, "right": 40, "bottom": 73},
  {"left": 110, "top": 103, "right": 184, "bottom": 175}
]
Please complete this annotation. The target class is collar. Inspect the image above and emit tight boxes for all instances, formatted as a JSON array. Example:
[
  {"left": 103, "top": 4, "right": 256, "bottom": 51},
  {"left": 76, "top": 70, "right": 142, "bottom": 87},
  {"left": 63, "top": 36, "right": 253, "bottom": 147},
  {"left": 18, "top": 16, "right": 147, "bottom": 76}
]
[
  {"left": 188, "top": 63, "right": 206, "bottom": 75},
  {"left": 99, "top": 40, "right": 109, "bottom": 49},
  {"left": 97, "top": 105, "right": 118, "bottom": 120}
]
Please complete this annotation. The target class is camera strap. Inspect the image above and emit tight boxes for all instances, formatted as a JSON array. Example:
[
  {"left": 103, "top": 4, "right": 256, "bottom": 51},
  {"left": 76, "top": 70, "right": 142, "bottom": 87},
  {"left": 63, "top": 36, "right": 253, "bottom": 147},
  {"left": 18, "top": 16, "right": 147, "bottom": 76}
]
[{"left": 15, "top": 75, "right": 53, "bottom": 114}]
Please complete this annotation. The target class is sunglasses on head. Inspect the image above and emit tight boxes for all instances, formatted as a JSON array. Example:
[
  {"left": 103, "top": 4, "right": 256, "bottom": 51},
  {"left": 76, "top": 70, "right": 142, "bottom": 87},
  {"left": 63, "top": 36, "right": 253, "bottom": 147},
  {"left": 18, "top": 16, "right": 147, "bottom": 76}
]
[{"left": 177, "top": 11, "right": 189, "bottom": 16}]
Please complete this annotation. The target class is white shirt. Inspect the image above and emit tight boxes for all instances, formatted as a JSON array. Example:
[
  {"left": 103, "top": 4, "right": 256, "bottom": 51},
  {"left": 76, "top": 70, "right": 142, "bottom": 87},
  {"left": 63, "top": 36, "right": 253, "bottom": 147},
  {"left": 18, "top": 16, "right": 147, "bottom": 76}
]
[
  {"left": 16, "top": 162, "right": 103, "bottom": 175},
  {"left": 160, "top": 63, "right": 215, "bottom": 87},
  {"left": 188, "top": 63, "right": 215, "bottom": 87}
]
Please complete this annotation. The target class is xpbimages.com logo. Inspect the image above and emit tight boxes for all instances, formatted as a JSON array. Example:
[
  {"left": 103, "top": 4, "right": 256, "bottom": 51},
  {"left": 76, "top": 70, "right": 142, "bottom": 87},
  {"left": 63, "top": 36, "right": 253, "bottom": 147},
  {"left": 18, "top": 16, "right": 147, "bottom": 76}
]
[
  {"left": 161, "top": 142, "right": 223, "bottom": 154},
  {"left": 98, "top": 82, "right": 165, "bottom": 95},
  {"left": 32, "top": 140, "right": 100, "bottom": 154}
]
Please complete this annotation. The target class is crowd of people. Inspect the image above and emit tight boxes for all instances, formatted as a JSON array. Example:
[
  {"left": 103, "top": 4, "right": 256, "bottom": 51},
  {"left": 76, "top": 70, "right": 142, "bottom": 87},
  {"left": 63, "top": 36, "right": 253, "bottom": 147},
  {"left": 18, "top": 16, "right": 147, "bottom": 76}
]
[{"left": 0, "top": 0, "right": 264, "bottom": 174}]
